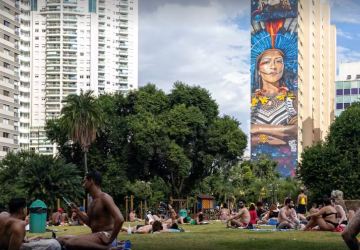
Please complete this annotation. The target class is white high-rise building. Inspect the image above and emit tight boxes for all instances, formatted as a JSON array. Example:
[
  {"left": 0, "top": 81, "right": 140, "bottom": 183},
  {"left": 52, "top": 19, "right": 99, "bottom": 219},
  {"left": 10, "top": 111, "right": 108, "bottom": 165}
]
[
  {"left": 0, "top": 0, "right": 21, "bottom": 158},
  {"left": 19, "top": 0, "right": 31, "bottom": 150},
  {"left": 26, "top": 0, "right": 138, "bottom": 154}
]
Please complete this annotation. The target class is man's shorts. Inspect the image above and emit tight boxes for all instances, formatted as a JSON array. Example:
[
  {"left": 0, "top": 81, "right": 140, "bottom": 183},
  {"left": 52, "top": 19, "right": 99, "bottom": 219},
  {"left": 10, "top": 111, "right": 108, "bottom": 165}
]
[{"left": 20, "top": 239, "right": 61, "bottom": 250}]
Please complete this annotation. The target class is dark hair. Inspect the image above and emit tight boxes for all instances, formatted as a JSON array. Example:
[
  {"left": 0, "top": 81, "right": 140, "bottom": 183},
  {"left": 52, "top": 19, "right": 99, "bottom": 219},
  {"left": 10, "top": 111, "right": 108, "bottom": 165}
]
[
  {"left": 9, "top": 198, "right": 26, "bottom": 214},
  {"left": 223, "top": 203, "right": 228, "bottom": 209},
  {"left": 249, "top": 203, "right": 256, "bottom": 211},
  {"left": 284, "top": 198, "right": 292, "bottom": 205},
  {"left": 256, "top": 201, "right": 263, "bottom": 207},
  {"left": 170, "top": 223, "right": 179, "bottom": 230},
  {"left": 239, "top": 199, "right": 246, "bottom": 205},
  {"left": 152, "top": 220, "right": 163, "bottom": 232},
  {"left": 323, "top": 197, "right": 332, "bottom": 206},
  {"left": 86, "top": 170, "right": 102, "bottom": 186}
]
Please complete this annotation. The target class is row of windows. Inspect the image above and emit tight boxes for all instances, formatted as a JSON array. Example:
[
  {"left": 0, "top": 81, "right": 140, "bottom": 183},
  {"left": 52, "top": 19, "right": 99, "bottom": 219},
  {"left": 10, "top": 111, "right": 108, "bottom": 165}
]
[{"left": 336, "top": 88, "right": 360, "bottom": 95}]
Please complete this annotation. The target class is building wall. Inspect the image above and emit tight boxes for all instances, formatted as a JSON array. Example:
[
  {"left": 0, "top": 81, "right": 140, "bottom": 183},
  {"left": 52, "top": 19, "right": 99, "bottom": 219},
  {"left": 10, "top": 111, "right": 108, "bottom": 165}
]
[
  {"left": 335, "top": 62, "right": 360, "bottom": 116},
  {"left": 250, "top": 0, "right": 299, "bottom": 177},
  {"left": 250, "top": 0, "right": 336, "bottom": 174},
  {"left": 0, "top": 0, "right": 20, "bottom": 158},
  {"left": 27, "top": 0, "right": 138, "bottom": 154},
  {"left": 297, "top": 0, "right": 336, "bottom": 159}
]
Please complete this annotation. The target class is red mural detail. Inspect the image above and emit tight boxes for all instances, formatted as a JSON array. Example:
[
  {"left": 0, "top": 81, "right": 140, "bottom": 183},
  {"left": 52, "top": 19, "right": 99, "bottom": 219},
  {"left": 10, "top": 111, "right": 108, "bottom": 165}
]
[{"left": 265, "top": 19, "right": 285, "bottom": 48}]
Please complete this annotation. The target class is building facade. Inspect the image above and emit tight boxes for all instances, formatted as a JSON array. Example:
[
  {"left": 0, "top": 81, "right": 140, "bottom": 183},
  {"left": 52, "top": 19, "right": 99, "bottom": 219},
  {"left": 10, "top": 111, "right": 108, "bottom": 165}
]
[
  {"left": 335, "top": 62, "right": 360, "bottom": 116},
  {"left": 0, "top": 0, "right": 20, "bottom": 158},
  {"left": 26, "top": 0, "right": 138, "bottom": 154},
  {"left": 250, "top": 0, "right": 336, "bottom": 176}
]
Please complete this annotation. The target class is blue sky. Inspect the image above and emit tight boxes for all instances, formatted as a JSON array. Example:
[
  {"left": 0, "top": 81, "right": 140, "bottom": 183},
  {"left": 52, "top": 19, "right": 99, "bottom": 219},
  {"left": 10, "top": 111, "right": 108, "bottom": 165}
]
[{"left": 138, "top": 0, "right": 360, "bottom": 145}]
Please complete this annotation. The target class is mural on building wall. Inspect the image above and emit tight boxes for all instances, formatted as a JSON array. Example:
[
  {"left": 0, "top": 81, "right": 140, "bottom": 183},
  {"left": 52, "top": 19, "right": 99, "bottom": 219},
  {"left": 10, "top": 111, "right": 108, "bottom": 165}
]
[{"left": 250, "top": 0, "right": 298, "bottom": 177}]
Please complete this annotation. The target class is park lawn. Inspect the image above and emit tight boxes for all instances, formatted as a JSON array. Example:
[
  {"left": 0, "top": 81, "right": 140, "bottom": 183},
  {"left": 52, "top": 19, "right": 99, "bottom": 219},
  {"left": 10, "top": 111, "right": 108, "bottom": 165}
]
[{"left": 28, "top": 221, "right": 348, "bottom": 250}]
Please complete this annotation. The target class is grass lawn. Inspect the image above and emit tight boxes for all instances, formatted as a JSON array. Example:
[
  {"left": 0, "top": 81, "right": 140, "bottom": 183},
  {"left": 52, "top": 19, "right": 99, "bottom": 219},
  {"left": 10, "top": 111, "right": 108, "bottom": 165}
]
[{"left": 28, "top": 221, "right": 349, "bottom": 250}]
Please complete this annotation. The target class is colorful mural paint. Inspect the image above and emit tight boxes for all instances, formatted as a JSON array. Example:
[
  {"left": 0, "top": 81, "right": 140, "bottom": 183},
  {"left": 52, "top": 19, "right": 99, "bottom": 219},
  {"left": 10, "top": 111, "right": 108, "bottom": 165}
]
[{"left": 250, "top": 0, "right": 298, "bottom": 177}]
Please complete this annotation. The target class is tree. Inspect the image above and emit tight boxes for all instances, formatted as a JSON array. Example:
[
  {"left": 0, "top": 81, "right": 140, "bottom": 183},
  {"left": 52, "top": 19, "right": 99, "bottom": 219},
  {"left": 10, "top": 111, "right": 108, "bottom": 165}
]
[
  {"left": 299, "top": 102, "right": 360, "bottom": 200},
  {"left": 0, "top": 151, "right": 83, "bottom": 209},
  {"left": 46, "top": 83, "right": 248, "bottom": 199},
  {"left": 59, "top": 90, "right": 102, "bottom": 173}
]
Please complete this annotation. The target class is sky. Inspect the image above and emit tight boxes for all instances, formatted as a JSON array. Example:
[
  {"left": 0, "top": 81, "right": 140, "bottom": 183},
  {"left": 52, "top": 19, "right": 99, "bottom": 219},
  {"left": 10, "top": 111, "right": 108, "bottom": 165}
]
[{"left": 138, "top": 0, "right": 360, "bottom": 143}]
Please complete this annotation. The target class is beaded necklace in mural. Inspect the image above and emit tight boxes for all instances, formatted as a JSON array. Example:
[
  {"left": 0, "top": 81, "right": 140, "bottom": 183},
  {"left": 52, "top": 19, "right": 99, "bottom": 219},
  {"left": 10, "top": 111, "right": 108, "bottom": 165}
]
[{"left": 251, "top": 86, "right": 295, "bottom": 107}]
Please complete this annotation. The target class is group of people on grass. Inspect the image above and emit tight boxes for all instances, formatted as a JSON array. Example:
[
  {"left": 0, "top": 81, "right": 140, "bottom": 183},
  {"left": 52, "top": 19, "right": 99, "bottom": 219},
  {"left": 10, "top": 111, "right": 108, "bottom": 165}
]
[
  {"left": 0, "top": 170, "right": 125, "bottom": 250},
  {"left": 1, "top": 175, "right": 360, "bottom": 250},
  {"left": 221, "top": 189, "right": 355, "bottom": 232}
]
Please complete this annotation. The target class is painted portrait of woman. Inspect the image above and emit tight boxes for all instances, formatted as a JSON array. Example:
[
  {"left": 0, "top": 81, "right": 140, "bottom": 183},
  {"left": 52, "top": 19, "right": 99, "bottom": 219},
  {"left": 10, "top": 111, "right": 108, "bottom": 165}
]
[{"left": 251, "top": 48, "right": 297, "bottom": 146}]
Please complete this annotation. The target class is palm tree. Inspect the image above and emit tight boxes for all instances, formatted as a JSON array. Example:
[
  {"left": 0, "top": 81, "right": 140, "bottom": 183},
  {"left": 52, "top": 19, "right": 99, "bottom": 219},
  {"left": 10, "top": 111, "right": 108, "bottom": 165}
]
[{"left": 60, "top": 90, "right": 102, "bottom": 173}]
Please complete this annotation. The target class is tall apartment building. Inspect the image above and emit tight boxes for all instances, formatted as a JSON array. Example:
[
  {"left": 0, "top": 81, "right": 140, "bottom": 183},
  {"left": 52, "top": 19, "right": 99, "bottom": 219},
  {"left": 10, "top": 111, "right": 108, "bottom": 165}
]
[
  {"left": 250, "top": 0, "right": 336, "bottom": 176},
  {"left": 297, "top": 0, "right": 336, "bottom": 154},
  {"left": 335, "top": 62, "right": 360, "bottom": 116},
  {"left": 0, "top": 0, "right": 20, "bottom": 158},
  {"left": 26, "top": 0, "right": 138, "bottom": 154}
]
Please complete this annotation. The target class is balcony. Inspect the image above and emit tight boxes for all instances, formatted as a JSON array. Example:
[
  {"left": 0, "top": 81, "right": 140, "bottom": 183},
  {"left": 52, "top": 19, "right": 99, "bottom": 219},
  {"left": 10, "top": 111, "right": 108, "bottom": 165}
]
[
  {"left": 0, "top": 9, "right": 15, "bottom": 22},
  {"left": 0, "top": 51, "right": 14, "bottom": 62},
  {"left": 0, "top": 66, "right": 14, "bottom": 76},
  {"left": 47, "top": 0, "right": 61, "bottom": 4}
]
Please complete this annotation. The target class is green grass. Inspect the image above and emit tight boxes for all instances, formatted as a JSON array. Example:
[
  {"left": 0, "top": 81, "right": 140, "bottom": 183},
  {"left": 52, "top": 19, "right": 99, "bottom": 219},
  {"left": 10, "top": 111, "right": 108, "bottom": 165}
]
[{"left": 28, "top": 222, "right": 348, "bottom": 250}]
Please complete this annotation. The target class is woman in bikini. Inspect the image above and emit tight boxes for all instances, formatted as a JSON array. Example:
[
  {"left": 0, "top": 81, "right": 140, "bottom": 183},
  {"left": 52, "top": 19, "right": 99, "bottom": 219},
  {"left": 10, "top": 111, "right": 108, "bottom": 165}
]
[{"left": 304, "top": 198, "right": 338, "bottom": 231}]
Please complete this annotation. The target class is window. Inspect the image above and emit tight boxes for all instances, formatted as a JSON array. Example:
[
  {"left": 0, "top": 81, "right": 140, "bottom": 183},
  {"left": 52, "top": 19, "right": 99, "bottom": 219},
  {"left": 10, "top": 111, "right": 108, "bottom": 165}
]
[
  {"left": 3, "top": 146, "right": 10, "bottom": 152},
  {"left": 3, "top": 118, "right": 9, "bottom": 125},
  {"left": 3, "top": 34, "right": 10, "bottom": 41},
  {"left": 351, "top": 88, "right": 358, "bottom": 95},
  {"left": 356, "top": 75, "right": 360, "bottom": 80},
  {"left": 347, "top": 75, "right": 352, "bottom": 80},
  {"left": 3, "top": 132, "right": 9, "bottom": 138},
  {"left": 3, "top": 90, "right": 10, "bottom": 97},
  {"left": 344, "top": 103, "right": 351, "bottom": 109},
  {"left": 3, "top": 104, "right": 10, "bottom": 111},
  {"left": 3, "top": 20, "right": 10, "bottom": 27},
  {"left": 344, "top": 89, "right": 351, "bottom": 95},
  {"left": 3, "top": 62, "right": 10, "bottom": 69}
]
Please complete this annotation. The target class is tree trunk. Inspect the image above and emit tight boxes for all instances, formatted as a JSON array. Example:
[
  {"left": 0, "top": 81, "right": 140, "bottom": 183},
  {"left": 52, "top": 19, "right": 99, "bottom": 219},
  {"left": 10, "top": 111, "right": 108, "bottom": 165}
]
[{"left": 84, "top": 151, "right": 88, "bottom": 174}]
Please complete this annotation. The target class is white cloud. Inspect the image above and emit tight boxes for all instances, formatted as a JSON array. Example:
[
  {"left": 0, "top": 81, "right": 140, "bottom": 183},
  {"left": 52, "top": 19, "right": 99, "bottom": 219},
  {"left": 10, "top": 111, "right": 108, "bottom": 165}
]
[
  {"left": 139, "top": 0, "right": 251, "bottom": 137},
  {"left": 330, "top": 0, "right": 360, "bottom": 24},
  {"left": 337, "top": 46, "right": 360, "bottom": 64},
  {"left": 336, "top": 28, "right": 354, "bottom": 40}
]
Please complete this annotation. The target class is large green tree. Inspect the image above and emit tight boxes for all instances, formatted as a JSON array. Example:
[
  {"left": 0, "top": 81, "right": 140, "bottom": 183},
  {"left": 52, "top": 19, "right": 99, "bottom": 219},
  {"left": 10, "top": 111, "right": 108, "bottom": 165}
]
[
  {"left": 0, "top": 151, "right": 83, "bottom": 209},
  {"left": 46, "top": 83, "right": 247, "bottom": 199},
  {"left": 299, "top": 102, "right": 360, "bottom": 199}
]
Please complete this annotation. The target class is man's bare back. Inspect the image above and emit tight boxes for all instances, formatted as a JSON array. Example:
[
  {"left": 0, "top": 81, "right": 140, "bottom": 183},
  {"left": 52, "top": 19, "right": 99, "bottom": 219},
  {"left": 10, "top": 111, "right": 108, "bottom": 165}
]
[{"left": 0, "top": 212, "right": 26, "bottom": 249}]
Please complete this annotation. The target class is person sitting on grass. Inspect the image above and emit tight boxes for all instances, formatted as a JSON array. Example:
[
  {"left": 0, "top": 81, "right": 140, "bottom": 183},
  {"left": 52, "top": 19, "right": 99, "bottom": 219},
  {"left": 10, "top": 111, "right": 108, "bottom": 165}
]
[
  {"left": 331, "top": 198, "right": 348, "bottom": 226},
  {"left": 303, "top": 197, "right": 338, "bottom": 231},
  {"left": 256, "top": 201, "right": 267, "bottom": 220},
  {"left": 249, "top": 203, "right": 258, "bottom": 225},
  {"left": 0, "top": 198, "right": 61, "bottom": 250},
  {"left": 342, "top": 208, "right": 360, "bottom": 250},
  {"left": 258, "top": 203, "right": 279, "bottom": 225},
  {"left": 226, "top": 200, "right": 250, "bottom": 228},
  {"left": 57, "top": 170, "right": 124, "bottom": 250},
  {"left": 277, "top": 198, "right": 300, "bottom": 229},
  {"left": 219, "top": 203, "right": 230, "bottom": 222}
]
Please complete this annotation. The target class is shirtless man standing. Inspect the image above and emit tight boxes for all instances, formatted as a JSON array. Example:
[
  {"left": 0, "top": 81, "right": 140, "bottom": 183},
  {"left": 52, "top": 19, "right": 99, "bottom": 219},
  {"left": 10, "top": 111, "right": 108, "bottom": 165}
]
[
  {"left": 226, "top": 200, "right": 250, "bottom": 228},
  {"left": 0, "top": 198, "right": 60, "bottom": 250},
  {"left": 342, "top": 209, "right": 360, "bottom": 250},
  {"left": 58, "top": 170, "right": 124, "bottom": 250},
  {"left": 277, "top": 198, "right": 300, "bottom": 229}
]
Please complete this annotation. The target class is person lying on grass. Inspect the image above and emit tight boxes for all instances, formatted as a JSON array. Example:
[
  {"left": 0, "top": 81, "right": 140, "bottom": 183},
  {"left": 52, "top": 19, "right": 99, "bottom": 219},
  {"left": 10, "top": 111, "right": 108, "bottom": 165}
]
[{"left": 122, "top": 221, "right": 181, "bottom": 234}]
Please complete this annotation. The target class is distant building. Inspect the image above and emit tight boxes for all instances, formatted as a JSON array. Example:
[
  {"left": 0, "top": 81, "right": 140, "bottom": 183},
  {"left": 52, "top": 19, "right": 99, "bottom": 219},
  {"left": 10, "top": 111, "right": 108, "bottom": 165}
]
[
  {"left": 335, "top": 62, "right": 360, "bottom": 116},
  {"left": 250, "top": 0, "right": 336, "bottom": 176},
  {"left": 0, "top": 0, "right": 20, "bottom": 158}
]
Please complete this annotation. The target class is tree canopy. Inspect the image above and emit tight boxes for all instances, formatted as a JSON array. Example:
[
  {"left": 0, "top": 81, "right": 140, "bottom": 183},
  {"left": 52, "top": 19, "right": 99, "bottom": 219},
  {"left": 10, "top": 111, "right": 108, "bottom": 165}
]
[
  {"left": 299, "top": 102, "right": 360, "bottom": 200},
  {"left": 46, "top": 83, "right": 247, "bottom": 199}
]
